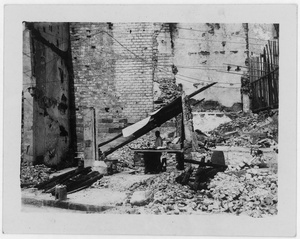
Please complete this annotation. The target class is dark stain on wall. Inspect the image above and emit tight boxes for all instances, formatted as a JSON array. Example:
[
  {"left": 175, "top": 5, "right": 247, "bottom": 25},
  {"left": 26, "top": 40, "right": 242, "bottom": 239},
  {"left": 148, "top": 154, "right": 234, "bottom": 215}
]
[
  {"left": 168, "top": 23, "right": 177, "bottom": 53},
  {"left": 59, "top": 67, "right": 64, "bottom": 83},
  {"left": 199, "top": 51, "right": 210, "bottom": 56},
  {"left": 206, "top": 23, "right": 220, "bottom": 35},
  {"left": 32, "top": 88, "right": 58, "bottom": 110},
  {"left": 61, "top": 94, "right": 67, "bottom": 103},
  {"left": 58, "top": 102, "right": 68, "bottom": 114},
  {"left": 172, "top": 64, "right": 178, "bottom": 75},
  {"left": 107, "top": 22, "right": 114, "bottom": 30},
  {"left": 59, "top": 125, "right": 69, "bottom": 136}
]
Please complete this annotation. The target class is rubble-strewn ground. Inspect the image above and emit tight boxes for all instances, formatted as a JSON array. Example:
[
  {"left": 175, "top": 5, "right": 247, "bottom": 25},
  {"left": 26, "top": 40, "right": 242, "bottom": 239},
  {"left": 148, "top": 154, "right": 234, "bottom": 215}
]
[
  {"left": 21, "top": 111, "right": 278, "bottom": 217},
  {"left": 91, "top": 163, "right": 277, "bottom": 217}
]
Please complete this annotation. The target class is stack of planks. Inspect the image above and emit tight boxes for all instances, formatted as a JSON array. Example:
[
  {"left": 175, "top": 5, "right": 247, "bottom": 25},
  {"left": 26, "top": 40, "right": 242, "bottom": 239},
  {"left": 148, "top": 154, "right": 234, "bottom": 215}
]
[{"left": 34, "top": 167, "right": 103, "bottom": 194}]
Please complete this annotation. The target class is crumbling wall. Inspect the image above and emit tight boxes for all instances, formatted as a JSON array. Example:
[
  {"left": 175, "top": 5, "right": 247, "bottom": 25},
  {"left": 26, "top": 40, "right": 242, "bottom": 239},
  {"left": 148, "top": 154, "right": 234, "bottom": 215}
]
[
  {"left": 22, "top": 23, "right": 73, "bottom": 168},
  {"left": 152, "top": 23, "right": 277, "bottom": 110},
  {"left": 153, "top": 23, "right": 180, "bottom": 107},
  {"left": 22, "top": 27, "right": 34, "bottom": 162},
  {"left": 171, "top": 23, "right": 247, "bottom": 108},
  {"left": 70, "top": 23, "right": 156, "bottom": 152},
  {"left": 248, "top": 23, "right": 277, "bottom": 56}
]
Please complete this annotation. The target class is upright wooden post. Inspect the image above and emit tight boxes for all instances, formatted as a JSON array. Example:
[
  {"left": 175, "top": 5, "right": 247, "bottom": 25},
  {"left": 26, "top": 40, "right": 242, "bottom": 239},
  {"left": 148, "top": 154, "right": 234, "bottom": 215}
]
[
  {"left": 83, "top": 107, "right": 96, "bottom": 167},
  {"left": 181, "top": 91, "right": 193, "bottom": 144}
]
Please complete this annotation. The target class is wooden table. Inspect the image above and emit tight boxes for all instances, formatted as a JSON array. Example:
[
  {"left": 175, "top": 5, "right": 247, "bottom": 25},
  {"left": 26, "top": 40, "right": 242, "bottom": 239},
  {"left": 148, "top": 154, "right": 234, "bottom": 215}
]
[{"left": 131, "top": 149, "right": 184, "bottom": 172}]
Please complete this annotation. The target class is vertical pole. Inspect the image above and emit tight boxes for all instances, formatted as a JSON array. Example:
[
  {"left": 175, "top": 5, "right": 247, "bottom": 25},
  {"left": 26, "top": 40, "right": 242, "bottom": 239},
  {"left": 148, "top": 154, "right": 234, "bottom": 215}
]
[
  {"left": 83, "top": 107, "right": 96, "bottom": 167},
  {"left": 181, "top": 91, "right": 193, "bottom": 143},
  {"left": 181, "top": 91, "right": 195, "bottom": 165},
  {"left": 243, "top": 23, "right": 250, "bottom": 113}
]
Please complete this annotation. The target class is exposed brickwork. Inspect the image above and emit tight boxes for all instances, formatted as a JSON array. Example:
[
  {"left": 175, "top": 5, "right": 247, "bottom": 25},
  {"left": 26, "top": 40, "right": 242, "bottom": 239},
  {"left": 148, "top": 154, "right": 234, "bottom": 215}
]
[{"left": 70, "top": 23, "right": 158, "bottom": 151}]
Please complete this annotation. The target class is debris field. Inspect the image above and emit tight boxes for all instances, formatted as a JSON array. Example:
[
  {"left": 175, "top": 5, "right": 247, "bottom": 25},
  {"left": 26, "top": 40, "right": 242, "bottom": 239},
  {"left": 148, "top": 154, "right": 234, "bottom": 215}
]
[{"left": 21, "top": 110, "right": 278, "bottom": 217}]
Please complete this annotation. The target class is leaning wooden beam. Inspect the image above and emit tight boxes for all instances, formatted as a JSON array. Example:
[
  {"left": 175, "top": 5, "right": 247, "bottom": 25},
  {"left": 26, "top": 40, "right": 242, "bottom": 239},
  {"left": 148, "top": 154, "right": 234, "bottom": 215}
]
[
  {"left": 98, "top": 133, "right": 123, "bottom": 147},
  {"left": 192, "top": 98, "right": 205, "bottom": 106},
  {"left": 100, "top": 120, "right": 156, "bottom": 159},
  {"left": 100, "top": 97, "right": 183, "bottom": 158},
  {"left": 99, "top": 83, "right": 217, "bottom": 158},
  {"left": 188, "top": 82, "right": 217, "bottom": 98}
]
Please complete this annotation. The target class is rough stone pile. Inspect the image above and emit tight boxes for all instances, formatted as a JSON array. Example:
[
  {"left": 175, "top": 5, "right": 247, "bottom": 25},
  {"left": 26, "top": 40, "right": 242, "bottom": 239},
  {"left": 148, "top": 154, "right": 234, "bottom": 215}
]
[
  {"left": 20, "top": 161, "right": 54, "bottom": 187},
  {"left": 209, "top": 110, "right": 278, "bottom": 148},
  {"left": 203, "top": 168, "right": 278, "bottom": 217},
  {"left": 122, "top": 167, "right": 277, "bottom": 217}
]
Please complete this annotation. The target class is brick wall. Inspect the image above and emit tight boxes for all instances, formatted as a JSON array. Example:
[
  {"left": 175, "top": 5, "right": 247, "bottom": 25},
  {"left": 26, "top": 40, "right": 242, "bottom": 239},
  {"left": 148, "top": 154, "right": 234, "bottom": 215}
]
[{"left": 70, "top": 22, "right": 158, "bottom": 151}]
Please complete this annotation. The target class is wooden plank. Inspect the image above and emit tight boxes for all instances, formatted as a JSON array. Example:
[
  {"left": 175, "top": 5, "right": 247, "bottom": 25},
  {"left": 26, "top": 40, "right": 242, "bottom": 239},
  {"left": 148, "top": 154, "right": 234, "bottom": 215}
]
[
  {"left": 265, "top": 45, "right": 270, "bottom": 106},
  {"left": 269, "top": 41, "right": 274, "bottom": 71},
  {"left": 258, "top": 57, "right": 263, "bottom": 108},
  {"left": 249, "top": 59, "right": 252, "bottom": 83},
  {"left": 98, "top": 133, "right": 123, "bottom": 147},
  {"left": 270, "top": 43, "right": 276, "bottom": 107},
  {"left": 274, "top": 70, "right": 279, "bottom": 104},
  {"left": 267, "top": 43, "right": 274, "bottom": 107},
  {"left": 264, "top": 48, "right": 270, "bottom": 106}
]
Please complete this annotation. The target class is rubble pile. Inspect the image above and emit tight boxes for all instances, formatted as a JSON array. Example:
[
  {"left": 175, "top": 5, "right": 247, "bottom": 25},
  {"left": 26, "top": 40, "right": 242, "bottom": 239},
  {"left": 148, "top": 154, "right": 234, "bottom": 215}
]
[
  {"left": 127, "top": 171, "right": 200, "bottom": 214},
  {"left": 20, "top": 161, "right": 54, "bottom": 187},
  {"left": 209, "top": 110, "right": 278, "bottom": 148},
  {"left": 120, "top": 167, "right": 277, "bottom": 217},
  {"left": 204, "top": 168, "right": 278, "bottom": 217}
]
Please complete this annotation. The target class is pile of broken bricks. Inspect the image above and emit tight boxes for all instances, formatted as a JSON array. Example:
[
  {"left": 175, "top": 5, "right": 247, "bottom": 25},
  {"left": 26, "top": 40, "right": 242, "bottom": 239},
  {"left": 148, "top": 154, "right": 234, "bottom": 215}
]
[
  {"left": 114, "top": 167, "right": 277, "bottom": 217},
  {"left": 20, "top": 161, "right": 55, "bottom": 188},
  {"left": 209, "top": 110, "right": 278, "bottom": 149}
]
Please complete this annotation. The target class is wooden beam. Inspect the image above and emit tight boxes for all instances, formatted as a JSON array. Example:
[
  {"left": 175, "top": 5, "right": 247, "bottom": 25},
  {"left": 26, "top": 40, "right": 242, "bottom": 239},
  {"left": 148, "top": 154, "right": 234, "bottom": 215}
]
[{"left": 187, "top": 82, "right": 217, "bottom": 98}]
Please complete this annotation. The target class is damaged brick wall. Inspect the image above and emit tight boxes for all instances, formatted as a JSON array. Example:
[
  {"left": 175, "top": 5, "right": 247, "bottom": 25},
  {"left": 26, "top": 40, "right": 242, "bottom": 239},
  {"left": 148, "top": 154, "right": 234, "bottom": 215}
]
[
  {"left": 22, "top": 22, "right": 74, "bottom": 168},
  {"left": 70, "top": 23, "right": 156, "bottom": 152}
]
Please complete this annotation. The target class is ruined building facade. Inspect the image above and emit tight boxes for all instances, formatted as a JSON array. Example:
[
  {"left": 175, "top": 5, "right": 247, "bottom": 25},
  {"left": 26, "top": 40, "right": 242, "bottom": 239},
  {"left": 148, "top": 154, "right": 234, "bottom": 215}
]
[
  {"left": 22, "top": 22, "right": 76, "bottom": 168},
  {"left": 70, "top": 22, "right": 277, "bottom": 155},
  {"left": 22, "top": 22, "right": 277, "bottom": 165}
]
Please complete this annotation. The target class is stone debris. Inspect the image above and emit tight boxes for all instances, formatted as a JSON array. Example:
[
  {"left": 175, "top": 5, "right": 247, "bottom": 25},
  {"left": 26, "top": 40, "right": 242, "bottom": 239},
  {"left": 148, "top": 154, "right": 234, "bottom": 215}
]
[
  {"left": 114, "top": 166, "right": 278, "bottom": 217},
  {"left": 204, "top": 168, "right": 278, "bottom": 217},
  {"left": 130, "top": 190, "right": 154, "bottom": 206},
  {"left": 209, "top": 110, "right": 278, "bottom": 148},
  {"left": 20, "top": 161, "right": 54, "bottom": 187}
]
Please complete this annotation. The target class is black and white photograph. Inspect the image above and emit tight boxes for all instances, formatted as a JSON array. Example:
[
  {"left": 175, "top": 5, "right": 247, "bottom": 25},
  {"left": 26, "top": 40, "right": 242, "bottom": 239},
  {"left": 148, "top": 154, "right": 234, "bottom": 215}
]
[{"left": 2, "top": 4, "right": 297, "bottom": 237}]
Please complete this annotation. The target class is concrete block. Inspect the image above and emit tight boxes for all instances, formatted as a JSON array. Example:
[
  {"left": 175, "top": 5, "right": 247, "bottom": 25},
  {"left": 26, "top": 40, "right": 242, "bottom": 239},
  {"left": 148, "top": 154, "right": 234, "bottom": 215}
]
[
  {"left": 92, "top": 160, "right": 107, "bottom": 175},
  {"left": 130, "top": 190, "right": 153, "bottom": 206}
]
